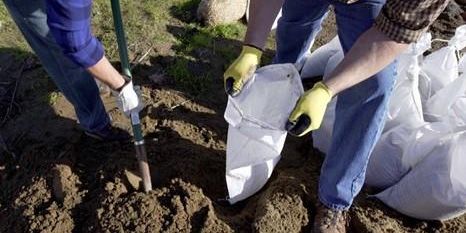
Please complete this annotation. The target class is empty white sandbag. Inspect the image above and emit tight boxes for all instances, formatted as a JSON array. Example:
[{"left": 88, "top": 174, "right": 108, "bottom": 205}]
[{"left": 224, "top": 63, "right": 304, "bottom": 204}]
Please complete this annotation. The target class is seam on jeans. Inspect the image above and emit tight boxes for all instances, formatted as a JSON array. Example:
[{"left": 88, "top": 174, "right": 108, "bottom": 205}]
[{"left": 350, "top": 62, "right": 398, "bottom": 197}]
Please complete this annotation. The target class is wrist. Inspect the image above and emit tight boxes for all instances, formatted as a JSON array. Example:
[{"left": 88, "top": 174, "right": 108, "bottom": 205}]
[
  {"left": 315, "top": 81, "right": 333, "bottom": 99},
  {"left": 242, "top": 45, "right": 263, "bottom": 61},
  {"left": 114, "top": 75, "right": 130, "bottom": 92}
]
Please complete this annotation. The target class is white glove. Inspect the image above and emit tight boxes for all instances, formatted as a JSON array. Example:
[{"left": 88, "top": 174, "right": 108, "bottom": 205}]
[{"left": 115, "top": 80, "right": 143, "bottom": 117}]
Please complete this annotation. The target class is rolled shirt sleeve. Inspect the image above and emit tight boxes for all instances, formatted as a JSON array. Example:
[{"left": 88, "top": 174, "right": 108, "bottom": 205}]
[
  {"left": 46, "top": 0, "right": 104, "bottom": 68},
  {"left": 374, "top": 0, "right": 450, "bottom": 43}
]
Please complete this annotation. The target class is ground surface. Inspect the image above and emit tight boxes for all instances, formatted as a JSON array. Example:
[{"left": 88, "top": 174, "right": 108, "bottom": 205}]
[{"left": 1, "top": 0, "right": 466, "bottom": 232}]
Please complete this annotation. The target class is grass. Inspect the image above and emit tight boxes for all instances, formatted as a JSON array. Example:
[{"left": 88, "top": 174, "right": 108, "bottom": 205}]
[
  {"left": 164, "top": 22, "right": 246, "bottom": 95},
  {"left": 0, "top": 4, "right": 30, "bottom": 51},
  {"left": 0, "top": 0, "right": 279, "bottom": 97},
  {"left": 167, "top": 58, "right": 212, "bottom": 96}
]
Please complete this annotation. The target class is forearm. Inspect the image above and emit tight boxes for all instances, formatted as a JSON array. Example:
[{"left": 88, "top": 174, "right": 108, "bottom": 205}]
[
  {"left": 244, "top": 0, "right": 283, "bottom": 49},
  {"left": 87, "top": 57, "right": 125, "bottom": 90},
  {"left": 324, "top": 27, "right": 409, "bottom": 96}
]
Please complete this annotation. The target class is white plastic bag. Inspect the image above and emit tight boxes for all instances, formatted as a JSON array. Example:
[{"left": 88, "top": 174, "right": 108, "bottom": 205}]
[
  {"left": 365, "top": 125, "right": 412, "bottom": 189},
  {"left": 424, "top": 72, "right": 466, "bottom": 126},
  {"left": 301, "top": 37, "right": 342, "bottom": 79},
  {"left": 420, "top": 25, "right": 466, "bottom": 103},
  {"left": 384, "top": 33, "right": 430, "bottom": 131},
  {"left": 401, "top": 122, "right": 459, "bottom": 169},
  {"left": 376, "top": 129, "right": 466, "bottom": 220},
  {"left": 224, "top": 64, "right": 304, "bottom": 204}
]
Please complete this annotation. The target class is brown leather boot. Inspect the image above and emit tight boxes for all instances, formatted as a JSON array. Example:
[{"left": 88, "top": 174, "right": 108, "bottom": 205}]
[{"left": 312, "top": 202, "right": 348, "bottom": 233}]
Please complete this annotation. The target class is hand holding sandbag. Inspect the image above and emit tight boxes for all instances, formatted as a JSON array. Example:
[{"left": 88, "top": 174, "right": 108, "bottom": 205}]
[
  {"left": 224, "top": 45, "right": 262, "bottom": 96},
  {"left": 286, "top": 82, "right": 332, "bottom": 137}
]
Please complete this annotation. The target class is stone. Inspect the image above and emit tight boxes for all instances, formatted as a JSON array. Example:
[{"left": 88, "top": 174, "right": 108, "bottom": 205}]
[{"left": 197, "top": 0, "right": 248, "bottom": 26}]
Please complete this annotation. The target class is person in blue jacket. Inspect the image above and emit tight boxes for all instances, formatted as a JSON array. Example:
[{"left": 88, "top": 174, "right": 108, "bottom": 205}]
[{"left": 3, "top": 0, "right": 141, "bottom": 141}]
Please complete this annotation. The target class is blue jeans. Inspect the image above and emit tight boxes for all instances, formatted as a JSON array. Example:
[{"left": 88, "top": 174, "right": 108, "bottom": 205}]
[
  {"left": 3, "top": 0, "right": 109, "bottom": 133},
  {"left": 275, "top": 0, "right": 397, "bottom": 210}
]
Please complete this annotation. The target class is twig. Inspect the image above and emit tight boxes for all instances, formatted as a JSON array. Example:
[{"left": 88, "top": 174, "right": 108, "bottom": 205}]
[
  {"left": 170, "top": 99, "right": 190, "bottom": 110},
  {"left": 1, "top": 63, "right": 24, "bottom": 126},
  {"left": 131, "top": 46, "right": 153, "bottom": 69},
  {"left": 431, "top": 38, "right": 449, "bottom": 43}
]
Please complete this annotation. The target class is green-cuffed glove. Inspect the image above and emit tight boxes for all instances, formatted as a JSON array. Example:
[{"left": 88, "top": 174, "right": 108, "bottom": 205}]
[
  {"left": 224, "top": 45, "right": 262, "bottom": 96},
  {"left": 286, "top": 82, "right": 333, "bottom": 137}
]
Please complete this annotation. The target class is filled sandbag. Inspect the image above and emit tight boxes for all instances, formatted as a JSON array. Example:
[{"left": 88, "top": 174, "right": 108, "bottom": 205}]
[
  {"left": 376, "top": 129, "right": 466, "bottom": 220},
  {"left": 301, "top": 36, "right": 342, "bottom": 79},
  {"left": 419, "top": 25, "right": 466, "bottom": 105},
  {"left": 424, "top": 72, "right": 466, "bottom": 126}
]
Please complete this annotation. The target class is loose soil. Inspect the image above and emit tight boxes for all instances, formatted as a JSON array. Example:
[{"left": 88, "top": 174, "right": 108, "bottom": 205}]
[{"left": 1, "top": 2, "right": 466, "bottom": 233}]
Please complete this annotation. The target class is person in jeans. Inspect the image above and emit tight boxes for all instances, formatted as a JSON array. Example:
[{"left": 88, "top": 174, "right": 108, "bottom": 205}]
[
  {"left": 224, "top": 0, "right": 449, "bottom": 232},
  {"left": 3, "top": 0, "right": 141, "bottom": 141}
]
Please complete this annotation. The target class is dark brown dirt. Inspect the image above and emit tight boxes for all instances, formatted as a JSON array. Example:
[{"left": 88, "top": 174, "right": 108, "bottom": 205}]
[{"left": 1, "top": 4, "right": 466, "bottom": 233}]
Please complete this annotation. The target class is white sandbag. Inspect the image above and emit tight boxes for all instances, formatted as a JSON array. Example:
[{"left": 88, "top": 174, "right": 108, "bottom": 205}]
[
  {"left": 301, "top": 37, "right": 342, "bottom": 79},
  {"left": 401, "top": 122, "right": 460, "bottom": 169},
  {"left": 376, "top": 130, "right": 466, "bottom": 220},
  {"left": 225, "top": 126, "right": 281, "bottom": 203},
  {"left": 384, "top": 33, "right": 430, "bottom": 131},
  {"left": 420, "top": 25, "right": 466, "bottom": 102},
  {"left": 224, "top": 63, "right": 304, "bottom": 204},
  {"left": 365, "top": 125, "right": 412, "bottom": 189},
  {"left": 424, "top": 74, "right": 466, "bottom": 124},
  {"left": 366, "top": 121, "right": 457, "bottom": 189}
]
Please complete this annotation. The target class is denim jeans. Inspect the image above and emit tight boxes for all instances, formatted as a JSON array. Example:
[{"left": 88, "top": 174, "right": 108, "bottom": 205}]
[
  {"left": 275, "top": 0, "right": 397, "bottom": 210},
  {"left": 3, "top": 0, "right": 109, "bottom": 133}
]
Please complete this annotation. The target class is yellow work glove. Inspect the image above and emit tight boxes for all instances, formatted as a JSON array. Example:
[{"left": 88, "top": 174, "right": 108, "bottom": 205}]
[
  {"left": 286, "top": 82, "right": 333, "bottom": 137},
  {"left": 224, "top": 45, "right": 262, "bottom": 96}
]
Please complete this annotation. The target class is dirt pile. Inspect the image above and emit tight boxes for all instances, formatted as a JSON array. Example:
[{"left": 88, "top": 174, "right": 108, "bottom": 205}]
[{"left": 97, "top": 178, "right": 232, "bottom": 232}]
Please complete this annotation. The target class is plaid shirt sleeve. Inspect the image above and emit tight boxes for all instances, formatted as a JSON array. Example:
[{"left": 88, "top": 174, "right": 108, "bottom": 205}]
[
  {"left": 46, "top": 0, "right": 104, "bottom": 68},
  {"left": 374, "top": 0, "right": 450, "bottom": 43}
]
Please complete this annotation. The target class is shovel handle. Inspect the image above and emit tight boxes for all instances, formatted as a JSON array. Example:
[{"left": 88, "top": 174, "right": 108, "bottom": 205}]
[{"left": 135, "top": 142, "right": 152, "bottom": 192}]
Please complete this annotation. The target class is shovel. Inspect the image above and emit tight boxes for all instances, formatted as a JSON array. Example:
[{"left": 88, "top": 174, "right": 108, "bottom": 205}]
[{"left": 110, "top": 0, "right": 152, "bottom": 192}]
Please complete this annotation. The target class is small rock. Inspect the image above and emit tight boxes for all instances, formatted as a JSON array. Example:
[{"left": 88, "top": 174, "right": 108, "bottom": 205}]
[
  {"left": 52, "top": 164, "right": 72, "bottom": 203},
  {"left": 124, "top": 169, "right": 142, "bottom": 191},
  {"left": 197, "top": 0, "right": 248, "bottom": 26}
]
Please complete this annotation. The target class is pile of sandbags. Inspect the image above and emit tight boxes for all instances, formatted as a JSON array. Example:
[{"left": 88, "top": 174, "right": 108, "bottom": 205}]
[{"left": 304, "top": 25, "right": 466, "bottom": 220}]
